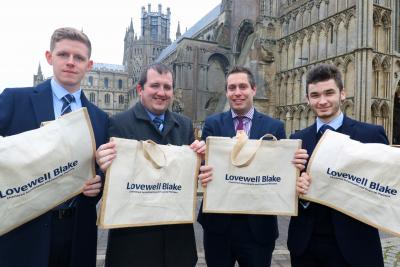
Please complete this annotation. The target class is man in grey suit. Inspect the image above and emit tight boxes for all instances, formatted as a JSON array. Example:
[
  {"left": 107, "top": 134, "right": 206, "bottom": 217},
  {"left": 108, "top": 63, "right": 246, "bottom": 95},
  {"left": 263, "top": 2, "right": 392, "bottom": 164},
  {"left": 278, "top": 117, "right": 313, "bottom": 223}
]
[{"left": 96, "top": 63, "right": 205, "bottom": 267}]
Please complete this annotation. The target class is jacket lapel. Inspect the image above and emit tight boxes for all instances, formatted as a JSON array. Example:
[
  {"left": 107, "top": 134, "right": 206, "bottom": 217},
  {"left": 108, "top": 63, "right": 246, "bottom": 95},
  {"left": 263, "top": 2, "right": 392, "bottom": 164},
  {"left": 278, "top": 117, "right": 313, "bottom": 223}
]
[
  {"left": 249, "top": 109, "right": 262, "bottom": 139},
  {"left": 222, "top": 110, "right": 236, "bottom": 138},
  {"left": 30, "top": 80, "right": 55, "bottom": 126},
  {"left": 339, "top": 116, "right": 357, "bottom": 139}
]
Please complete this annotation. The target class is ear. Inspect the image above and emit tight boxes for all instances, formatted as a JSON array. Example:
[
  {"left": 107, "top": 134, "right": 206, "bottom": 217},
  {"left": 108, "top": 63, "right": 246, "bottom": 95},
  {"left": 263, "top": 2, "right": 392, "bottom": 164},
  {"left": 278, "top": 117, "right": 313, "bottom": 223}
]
[
  {"left": 45, "top": 51, "right": 52, "bottom": 65},
  {"left": 252, "top": 85, "right": 257, "bottom": 96},
  {"left": 86, "top": 60, "right": 93, "bottom": 72},
  {"left": 136, "top": 84, "right": 143, "bottom": 96},
  {"left": 340, "top": 89, "right": 346, "bottom": 101}
]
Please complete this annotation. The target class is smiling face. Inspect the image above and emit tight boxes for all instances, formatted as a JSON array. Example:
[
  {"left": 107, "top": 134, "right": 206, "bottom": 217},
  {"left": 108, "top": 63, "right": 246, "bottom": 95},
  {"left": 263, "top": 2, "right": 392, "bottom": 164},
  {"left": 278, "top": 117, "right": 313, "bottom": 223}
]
[
  {"left": 137, "top": 68, "right": 173, "bottom": 115},
  {"left": 307, "top": 79, "right": 346, "bottom": 123},
  {"left": 45, "top": 39, "right": 93, "bottom": 93},
  {"left": 225, "top": 72, "right": 256, "bottom": 115}
]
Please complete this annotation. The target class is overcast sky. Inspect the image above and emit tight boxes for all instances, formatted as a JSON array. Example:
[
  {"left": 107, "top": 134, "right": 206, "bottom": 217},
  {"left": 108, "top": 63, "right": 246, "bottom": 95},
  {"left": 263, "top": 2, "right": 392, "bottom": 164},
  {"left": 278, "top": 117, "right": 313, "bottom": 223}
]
[{"left": 0, "top": 0, "right": 220, "bottom": 93}]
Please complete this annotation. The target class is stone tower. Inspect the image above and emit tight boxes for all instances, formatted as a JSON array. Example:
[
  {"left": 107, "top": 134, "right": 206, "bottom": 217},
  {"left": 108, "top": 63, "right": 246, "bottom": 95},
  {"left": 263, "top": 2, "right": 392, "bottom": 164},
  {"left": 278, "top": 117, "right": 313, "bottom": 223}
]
[
  {"left": 33, "top": 63, "right": 44, "bottom": 86},
  {"left": 123, "top": 4, "right": 171, "bottom": 84}
]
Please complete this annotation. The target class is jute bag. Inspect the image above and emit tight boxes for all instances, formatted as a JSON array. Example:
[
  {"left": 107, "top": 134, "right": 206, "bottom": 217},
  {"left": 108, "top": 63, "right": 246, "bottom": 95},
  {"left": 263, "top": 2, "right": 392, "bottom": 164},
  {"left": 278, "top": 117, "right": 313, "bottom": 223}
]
[
  {"left": 203, "top": 131, "right": 301, "bottom": 215},
  {"left": 98, "top": 138, "right": 200, "bottom": 229},
  {"left": 305, "top": 130, "right": 400, "bottom": 236},
  {"left": 0, "top": 108, "right": 96, "bottom": 236}
]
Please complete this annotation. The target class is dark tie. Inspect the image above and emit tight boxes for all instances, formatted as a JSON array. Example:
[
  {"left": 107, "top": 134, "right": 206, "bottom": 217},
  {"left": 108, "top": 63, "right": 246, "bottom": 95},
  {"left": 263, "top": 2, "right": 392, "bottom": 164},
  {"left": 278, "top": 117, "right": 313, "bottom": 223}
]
[
  {"left": 317, "top": 124, "right": 335, "bottom": 140},
  {"left": 61, "top": 94, "right": 75, "bottom": 115},
  {"left": 236, "top": 116, "right": 244, "bottom": 131},
  {"left": 153, "top": 117, "right": 164, "bottom": 131}
]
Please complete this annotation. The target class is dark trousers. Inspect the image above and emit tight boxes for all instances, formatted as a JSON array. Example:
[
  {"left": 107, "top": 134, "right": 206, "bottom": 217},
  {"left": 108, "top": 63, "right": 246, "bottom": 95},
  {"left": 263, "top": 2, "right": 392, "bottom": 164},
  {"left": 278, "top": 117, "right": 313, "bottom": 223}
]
[
  {"left": 204, "top": 218, "right": 274, "bottom": 267},
  {"left": 290, "top": 235, "right": 350, "bottom": 267},
  {"left": 48, "top": 209, "right": 75, "bottom": 267}
]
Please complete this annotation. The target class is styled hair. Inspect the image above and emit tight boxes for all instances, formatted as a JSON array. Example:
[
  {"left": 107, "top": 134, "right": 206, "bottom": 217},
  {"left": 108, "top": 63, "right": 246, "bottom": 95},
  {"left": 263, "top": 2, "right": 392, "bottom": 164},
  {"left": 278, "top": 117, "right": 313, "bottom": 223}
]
[
  {"left": 50, "top": 27, "right": 92, "bottom": 58},
  {"left": 306, "top": 63, "right": 344, "bottom": 94},
  {"left": 226, "top": 66, "right": 256, "bottom": 90},
  {"left": 138, "top": 63, "right": 174, "bottom": 88}
]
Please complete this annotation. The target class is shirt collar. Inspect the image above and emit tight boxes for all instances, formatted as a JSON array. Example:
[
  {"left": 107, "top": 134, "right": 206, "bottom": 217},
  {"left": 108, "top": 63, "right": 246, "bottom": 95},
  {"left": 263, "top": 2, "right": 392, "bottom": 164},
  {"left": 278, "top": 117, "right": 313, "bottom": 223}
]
[
  {"left": 51, "top": 78, "right": 81, "bottom": 101},
  {"left": 144, "top": 107, "right": 165, "bottom": 122},
  {"left": 316, "top": 112, "right": 344, "bottom": 132},
  {"left": 231, "top": 107, "right": 255, "bottom": 120}
]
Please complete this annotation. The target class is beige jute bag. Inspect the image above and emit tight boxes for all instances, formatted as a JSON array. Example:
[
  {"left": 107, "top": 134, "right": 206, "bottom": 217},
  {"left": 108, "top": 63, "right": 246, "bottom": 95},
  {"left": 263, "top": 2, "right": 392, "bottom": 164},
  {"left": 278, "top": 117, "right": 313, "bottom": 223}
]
[
  {"left": 0, "top": 108, "right": 96, "bottom": 236},
  {"left": 305, "top": 130, "right": 400, "bottom": 236},
  {"left": 98, "top": 137, "right": 200, "bottom": 229},
  {"left": 203, "top": 131, "right": 301, "bottom": 215}
]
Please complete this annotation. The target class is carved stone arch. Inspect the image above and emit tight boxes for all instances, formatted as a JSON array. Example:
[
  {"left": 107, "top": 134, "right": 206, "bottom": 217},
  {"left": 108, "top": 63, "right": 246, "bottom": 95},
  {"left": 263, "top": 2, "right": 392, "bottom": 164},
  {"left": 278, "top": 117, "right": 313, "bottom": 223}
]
[
  {"left": 344, "top": 54, "right": 355, "bottom": 68},
  {"left": 371, "top": 100, "right": 380, "bottom": 117},
  {"left": 233, "top": 19, "right": 255, "bottom": 55},
  {"left": 380, "top": 101, "right": 390, "bottom": 118},
  {"left": 381, "top": 11, "right": 391, "bottom": 27},
  {"left": 382, "top": 56, "right": 391, "bottom": 72},
  {"left": 342, "top": 99, "right": 354, "bottom": 117},
  {"left": 278, "top": 40, "right": 286, "bottom": 52},
  {"left": 373, "top": 9, "right": 382, "bottom": 26},
  {"left": 267, "top": 23, "right": 276, "bottom": 37},
  {"left": 372, "top": 55, "right": 382, "bottom": 70},
  {"left": 334, "top": 57, "right": 345, "bottom": 68}
]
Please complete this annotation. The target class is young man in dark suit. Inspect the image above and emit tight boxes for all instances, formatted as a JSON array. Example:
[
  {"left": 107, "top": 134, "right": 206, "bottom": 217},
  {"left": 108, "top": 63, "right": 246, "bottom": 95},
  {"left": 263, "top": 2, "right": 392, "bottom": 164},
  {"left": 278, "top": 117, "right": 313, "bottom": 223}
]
[
  {"left": 290, "top": 63, "right": 387, "bottom": 267},
  {"left": 96, "top": 63, "right": 205, "bottom": 267},
  {"left": 198, "top": 66, "right": 307, "bottom": 267},
  {"left": 0, "top": 27, "right": 109, "bottom": 267}
]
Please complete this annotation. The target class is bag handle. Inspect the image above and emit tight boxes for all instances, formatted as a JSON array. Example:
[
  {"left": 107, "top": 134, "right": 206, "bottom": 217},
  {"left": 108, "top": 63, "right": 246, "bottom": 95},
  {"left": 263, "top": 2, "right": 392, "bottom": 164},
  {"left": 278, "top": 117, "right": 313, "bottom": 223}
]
[
  {"left": 142, "top": 140, "right": 167, "bottom": 169},
  {"left": 231, "top": 131, "right": 277, "bottom": 167}
]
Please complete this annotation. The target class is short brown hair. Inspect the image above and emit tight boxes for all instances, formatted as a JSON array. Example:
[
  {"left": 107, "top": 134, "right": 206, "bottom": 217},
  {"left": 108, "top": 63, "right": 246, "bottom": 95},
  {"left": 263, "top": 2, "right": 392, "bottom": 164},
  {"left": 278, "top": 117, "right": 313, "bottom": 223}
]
[
  {"left": 50, "top": 27, "right": 92, "bottom": 58},
  {"left": 306, "top": 64, "right": 344, "bottom": 94},
  {"left": 138, "top": 63, "right": 174, "bottom": 88},
  {"left": 226, "top": 66, "right": 256, "bottom": 90}
]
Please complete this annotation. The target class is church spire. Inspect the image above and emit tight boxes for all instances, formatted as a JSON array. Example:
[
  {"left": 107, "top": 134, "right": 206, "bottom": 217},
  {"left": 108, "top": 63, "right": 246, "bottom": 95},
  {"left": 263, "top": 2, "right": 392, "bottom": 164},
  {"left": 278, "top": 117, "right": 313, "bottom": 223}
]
[{"left": 176, "top": 21, "right": 181, "bottom": 39}]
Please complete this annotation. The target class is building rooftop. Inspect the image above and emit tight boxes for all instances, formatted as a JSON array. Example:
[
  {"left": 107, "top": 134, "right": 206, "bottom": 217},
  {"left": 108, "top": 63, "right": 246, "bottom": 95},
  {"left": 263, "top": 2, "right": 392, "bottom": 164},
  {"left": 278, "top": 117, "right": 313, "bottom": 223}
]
[
  {"left": 156, "top": 4, "right": 220, "bottom": 62},
  {"left": 92, "top": 63, "right": 126, "bottom": 73}
]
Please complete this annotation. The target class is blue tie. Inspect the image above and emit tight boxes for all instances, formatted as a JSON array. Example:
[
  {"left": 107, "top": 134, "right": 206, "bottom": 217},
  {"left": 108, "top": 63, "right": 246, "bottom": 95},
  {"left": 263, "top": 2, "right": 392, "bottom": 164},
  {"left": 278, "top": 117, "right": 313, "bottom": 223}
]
[
  {"left": 319, "top": 124, "right": 335, "bottom": 135},
  {"left": 153, "top": 117, "right": 164, "bottom": 131},
  {"left": 61, "top": 94, "right": 75, "bottom": 115}
]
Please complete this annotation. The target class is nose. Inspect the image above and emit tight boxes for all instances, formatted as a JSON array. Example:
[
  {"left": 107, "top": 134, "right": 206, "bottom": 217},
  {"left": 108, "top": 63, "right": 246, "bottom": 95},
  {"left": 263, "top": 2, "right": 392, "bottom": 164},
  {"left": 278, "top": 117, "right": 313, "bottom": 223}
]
[
  {"left": 66, "top": 55, "right": 75, "bottom": 65},
  {"left": 319, "top": 95, "right": 328, "bottom": 105}
]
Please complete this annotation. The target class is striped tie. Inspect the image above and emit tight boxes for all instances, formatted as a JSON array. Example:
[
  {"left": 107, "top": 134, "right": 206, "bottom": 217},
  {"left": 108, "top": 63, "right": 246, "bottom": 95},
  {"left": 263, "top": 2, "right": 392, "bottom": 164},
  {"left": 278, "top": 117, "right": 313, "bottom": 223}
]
[
  {"left": 153, "top": 117, "right": 164, "bottom": 131},
  {"left": 61, "top": 94, "right": 75, "bottom": 115}
]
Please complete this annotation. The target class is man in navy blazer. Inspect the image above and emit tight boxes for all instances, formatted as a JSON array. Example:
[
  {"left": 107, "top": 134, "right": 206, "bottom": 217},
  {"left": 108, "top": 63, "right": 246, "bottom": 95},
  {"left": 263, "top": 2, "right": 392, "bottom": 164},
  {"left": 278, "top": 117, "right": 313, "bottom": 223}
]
[
  {"left": 0, "top": 27, "right": 108, "bottom": 267},
  {"left": 290, "top": 64, "right": 386, "bottom": 266},
  {"left": 198, "top": 66, "right": 307, "bottom": 267}
]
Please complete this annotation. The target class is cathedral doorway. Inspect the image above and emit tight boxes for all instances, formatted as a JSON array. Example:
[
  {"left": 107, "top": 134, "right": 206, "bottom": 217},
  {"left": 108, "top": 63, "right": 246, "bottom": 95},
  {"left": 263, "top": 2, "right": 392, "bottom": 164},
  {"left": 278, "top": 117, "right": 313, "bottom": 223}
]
[{"left": 393, "top": 81, "right": 400, "bottom": 144}]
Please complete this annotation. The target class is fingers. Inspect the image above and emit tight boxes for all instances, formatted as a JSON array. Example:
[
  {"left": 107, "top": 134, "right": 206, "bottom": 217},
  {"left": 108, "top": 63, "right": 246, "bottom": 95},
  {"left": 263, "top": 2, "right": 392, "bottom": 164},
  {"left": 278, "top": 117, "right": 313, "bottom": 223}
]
[
  {"left": 198, "top": 165, "right": 213, "bottom": 187},
  {"left": 292, "top": 149, "right": 309, "bottom": 171},
  {"left": 296, "top": 172, "right": 311, "bottom": 195},
  {"left": 190, "top": 140, "right": 206, "bottom": 154},
  {"left": 96, "top": 141, "right": 117, "bottom": 172},
  {"left": 83, "top": 175, "right": 102, "bottom": 197}
]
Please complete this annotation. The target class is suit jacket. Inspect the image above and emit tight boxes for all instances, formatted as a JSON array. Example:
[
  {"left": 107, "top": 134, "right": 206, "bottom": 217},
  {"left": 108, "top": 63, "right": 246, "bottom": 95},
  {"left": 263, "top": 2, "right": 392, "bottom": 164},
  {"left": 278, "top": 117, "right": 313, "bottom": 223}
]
[
  {"left": 287, "top": 116, "right": 387, "bottom": 267},
  {"left": 197, "top": 109, "right": 286, "bottom": 246},
  {"left": 0, "top": 79, "right": 109, "bottom": 267},
  {"left": 105, "top": 102, "right": 198, "bottom": 267}
]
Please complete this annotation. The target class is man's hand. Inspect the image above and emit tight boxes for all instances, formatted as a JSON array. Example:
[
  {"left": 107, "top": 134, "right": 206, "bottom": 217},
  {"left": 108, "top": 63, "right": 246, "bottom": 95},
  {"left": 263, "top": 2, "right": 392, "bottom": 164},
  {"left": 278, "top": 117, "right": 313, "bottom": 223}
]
[
  {"left": 292, "top": 149, "right": 309, "bottom": 171},
  {"left": 296, "top": 172, "right": 311, "bottom": 195},
  {"left": 199, "top": 165, "right": 213, "bottom": 187},
  {"left": 83, "top": 175, "right": 102, "bottom": 197},
  {"left": 190, "top": 140, "right": 206, "bottom": 159},
  {"left": 96, "top": 141, "right": 116, "bottom": 172}
]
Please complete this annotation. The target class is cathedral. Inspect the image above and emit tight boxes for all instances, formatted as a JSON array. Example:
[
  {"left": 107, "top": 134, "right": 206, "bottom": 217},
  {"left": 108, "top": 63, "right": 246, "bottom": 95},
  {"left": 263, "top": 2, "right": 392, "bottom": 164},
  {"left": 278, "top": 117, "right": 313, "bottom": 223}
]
[{"left": 34, "top": 0, "right": 400, "bottom": 143}]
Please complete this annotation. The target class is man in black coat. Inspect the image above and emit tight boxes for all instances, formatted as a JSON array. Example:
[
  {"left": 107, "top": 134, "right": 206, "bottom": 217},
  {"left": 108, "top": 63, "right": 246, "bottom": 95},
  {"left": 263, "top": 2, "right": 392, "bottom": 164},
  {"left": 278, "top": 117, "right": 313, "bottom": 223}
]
[
  {"left": 291, "top": 64, "right": 386, "bottom": 267},
  {"left": 96, "top": 63, "right": 205, "bottom": 267}
]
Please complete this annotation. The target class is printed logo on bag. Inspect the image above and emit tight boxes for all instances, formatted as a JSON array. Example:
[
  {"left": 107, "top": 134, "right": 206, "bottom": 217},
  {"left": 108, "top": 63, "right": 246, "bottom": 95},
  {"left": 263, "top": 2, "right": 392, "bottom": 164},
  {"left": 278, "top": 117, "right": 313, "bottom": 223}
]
[
  {"left": 326, "top": 168, "right": 397, "bottom": 197},
  {"left": 126, "top": 181, "right": 182, "bottom": 193},
  {"left": 224, "top": 174, "right": 281, "bottom": 185},
  {"left": 0, "top": 160, "right": 79, "bottom": 199}
]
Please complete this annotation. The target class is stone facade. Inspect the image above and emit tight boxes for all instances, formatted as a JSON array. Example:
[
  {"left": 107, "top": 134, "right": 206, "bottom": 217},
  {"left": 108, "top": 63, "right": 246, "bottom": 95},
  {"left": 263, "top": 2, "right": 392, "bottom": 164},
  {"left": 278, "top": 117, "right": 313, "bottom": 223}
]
[
  {"left": 33, "top": 0, "right": 400, "bottom": 142},
  {"left": 156, "top": 0, "right": 400, "bottom": 143}
]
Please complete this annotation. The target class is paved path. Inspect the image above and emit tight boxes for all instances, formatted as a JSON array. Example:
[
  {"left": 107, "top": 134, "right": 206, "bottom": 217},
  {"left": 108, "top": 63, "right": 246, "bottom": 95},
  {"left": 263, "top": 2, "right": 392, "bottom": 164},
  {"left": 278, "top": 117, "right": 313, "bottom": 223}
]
[{"left": 96, "top": 199, "right": 400, "bottom": 267}]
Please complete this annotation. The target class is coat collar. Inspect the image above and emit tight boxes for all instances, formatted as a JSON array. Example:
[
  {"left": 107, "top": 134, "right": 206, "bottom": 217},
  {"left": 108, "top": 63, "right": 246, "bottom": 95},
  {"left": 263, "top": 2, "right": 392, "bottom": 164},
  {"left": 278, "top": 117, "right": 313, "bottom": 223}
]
[
  {"left": 31, "top": 80, "right": 55, "bottom": 126},
  {"left": 133, "top": 101, "right": 179, "bottom": 136},
  {"left": 221, "top": 108, "right": 261, "bottom": 138}
]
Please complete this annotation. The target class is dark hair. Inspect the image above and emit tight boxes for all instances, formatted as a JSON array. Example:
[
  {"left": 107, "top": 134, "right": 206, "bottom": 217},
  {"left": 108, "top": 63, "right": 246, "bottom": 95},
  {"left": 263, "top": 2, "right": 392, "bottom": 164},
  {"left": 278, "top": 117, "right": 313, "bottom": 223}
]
[
  {"left": 306, "top": 63, "right": 344, "bottom": 94},
  {"left": 50, "top": 27, "right": 92, "bottom": 58},
  {"left": 138, "top": 63, "right": 174, "bottom": 88},
  {"left": 225, "top": 66, "right": 256, "bottom": 90}
]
